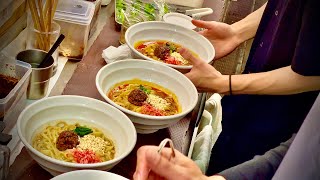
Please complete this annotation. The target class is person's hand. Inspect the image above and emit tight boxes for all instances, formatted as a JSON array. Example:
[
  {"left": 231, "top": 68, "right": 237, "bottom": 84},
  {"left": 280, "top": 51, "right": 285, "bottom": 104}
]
[
  {"left": 179, "top": 48, "right": 225, "bottom": 93},
  {"left": 133, "top": 146, "right": 207, "bottom": 180},
  {"left": 192, "top": 20, "right": 240, "bottom": 59}
]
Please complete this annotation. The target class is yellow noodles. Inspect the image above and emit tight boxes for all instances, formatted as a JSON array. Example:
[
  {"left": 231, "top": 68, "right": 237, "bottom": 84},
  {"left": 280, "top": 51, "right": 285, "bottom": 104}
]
[
  {"left": 32, "top": 121, "right": 115, "bottom": 163},
  {"left": 108, "top": 79, "right": 181, "bottom": 116}
]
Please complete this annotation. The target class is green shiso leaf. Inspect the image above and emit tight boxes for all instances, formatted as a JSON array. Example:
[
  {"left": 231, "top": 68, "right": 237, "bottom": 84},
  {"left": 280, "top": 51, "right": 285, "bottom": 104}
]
[{"left": 74, "top": 126, "right": 93, "bottom": 137}]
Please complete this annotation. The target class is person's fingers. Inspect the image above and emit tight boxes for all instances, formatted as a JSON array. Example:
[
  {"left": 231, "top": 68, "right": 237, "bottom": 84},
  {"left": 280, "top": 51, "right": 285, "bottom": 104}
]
[
  {"left": 178, "top": 48, "right": 205, "bottom": 66},
  {"left": 134, "top": 146, "right": 179, "bottom": 180},
  {"left": 192, "top": 19, "right": 214, "bottom": 29},
  {"left": 134, "top": 146, "right": 154, "bottom": 180},
  {"left": 144, "top": 147, "right": 185, "bottom": 179},
  {"left": 198, "top": 29, "right": 209, "bottom": 36}
]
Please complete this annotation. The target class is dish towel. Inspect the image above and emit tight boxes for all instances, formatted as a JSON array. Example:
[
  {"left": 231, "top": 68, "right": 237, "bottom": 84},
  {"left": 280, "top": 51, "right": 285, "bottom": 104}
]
[
  {"left": 101, "top": 44, "right": 131, "bottom": 63},
  {"left": 191, "top": 93, "right": 222, "bottom": 173}
]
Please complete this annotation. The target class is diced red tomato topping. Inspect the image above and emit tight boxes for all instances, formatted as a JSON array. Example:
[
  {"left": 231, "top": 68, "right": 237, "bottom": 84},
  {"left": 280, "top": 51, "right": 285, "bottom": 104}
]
[
  {"left": 141, "top": 103, "right": 164, "bottom": 116},
  {"left": 137, "top": 44, "right": 147, "bottom": 49},
  {"left": 72, "top": 149, "right": 101, "bottom": 164},
  {"left": 165, "top": 57, "right": 182, "bottom": 65}
]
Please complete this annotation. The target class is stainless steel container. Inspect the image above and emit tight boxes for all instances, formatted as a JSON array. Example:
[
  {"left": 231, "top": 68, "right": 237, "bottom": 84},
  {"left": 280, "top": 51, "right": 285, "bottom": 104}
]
[{"left": 16, "top": 50, "right": 54, "bottom": 100}]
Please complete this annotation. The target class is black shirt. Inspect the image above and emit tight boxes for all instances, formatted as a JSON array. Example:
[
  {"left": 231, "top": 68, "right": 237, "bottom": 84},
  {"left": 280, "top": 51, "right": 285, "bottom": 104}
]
[{"left": 207, "top": 0, "right": 320, "bottom": 175}]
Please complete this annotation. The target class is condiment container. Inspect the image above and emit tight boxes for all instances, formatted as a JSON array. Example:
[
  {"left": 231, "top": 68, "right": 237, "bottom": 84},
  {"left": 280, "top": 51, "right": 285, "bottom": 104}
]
[
  {"left": 0, "top": 61, "right": 31, "bottom": 122},
  {"left": 54, "top": 0, "right": 94, "bottom": 60}
]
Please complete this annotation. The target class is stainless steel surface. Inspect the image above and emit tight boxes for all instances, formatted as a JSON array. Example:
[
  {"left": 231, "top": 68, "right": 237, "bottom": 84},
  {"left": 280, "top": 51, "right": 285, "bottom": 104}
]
[{"left": 16, "top": 50, "right": 54, "bottom": 100}]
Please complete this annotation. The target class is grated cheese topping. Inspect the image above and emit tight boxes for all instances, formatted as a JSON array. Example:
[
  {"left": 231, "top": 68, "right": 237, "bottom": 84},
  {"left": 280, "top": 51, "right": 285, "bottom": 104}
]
[
  {"left": 147, "top": 94, "right": 169, "bottom": 110},
  {"left": 170, "top": 52, "right": 189, "bottom": 65},
  {"left": 77, "top": 134, "right": 110, "bottom": 156}
]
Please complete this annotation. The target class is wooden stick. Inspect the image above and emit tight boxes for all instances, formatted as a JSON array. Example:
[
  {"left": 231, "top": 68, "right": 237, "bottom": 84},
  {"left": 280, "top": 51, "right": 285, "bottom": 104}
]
[
  {"left": 51, "top": 0, "right": 58, "bottom": 22},
  {"left": 46, "top": 0, "right": 52, "bottom": 51},
  {"left": 38, "top": 0, "right": 45, "bottom": 31},
  {"left": 37, "top": 0, "right": 48, "bottom": 50},
  {"left": 28, "top": 0, "right": 45, "bottom": 49},
  {"left": 43, "top": 0, "right": 50, "bottom": 22}
]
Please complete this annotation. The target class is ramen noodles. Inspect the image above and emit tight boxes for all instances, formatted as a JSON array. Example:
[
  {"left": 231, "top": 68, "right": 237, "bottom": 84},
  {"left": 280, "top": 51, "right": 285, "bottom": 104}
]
[
  {"left": 32, "top": 121, "right": 115, "bottom": 164},
  {"left": 134, "top": 40, "right": 199, "bottom": 65},
  {"left": 108, "top": 79, "right": 181, "bottom": 116}
]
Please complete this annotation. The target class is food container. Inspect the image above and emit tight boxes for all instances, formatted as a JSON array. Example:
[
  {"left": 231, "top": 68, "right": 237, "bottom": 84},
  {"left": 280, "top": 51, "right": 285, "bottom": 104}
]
[
  {"left": 54, "top": 0, "right": 95, "bottom": 60},
  {"left": 0, "top": 61, "right": 31, "bottom": 123},
  {"left": 165, "top": 0, "right": 204, "bottom": 8},
  {"left": 88, "top": 0, "right": 102, "bottom": 38},
  {"left": 115, "top": 0, "right": 171, "bottom": 26}
]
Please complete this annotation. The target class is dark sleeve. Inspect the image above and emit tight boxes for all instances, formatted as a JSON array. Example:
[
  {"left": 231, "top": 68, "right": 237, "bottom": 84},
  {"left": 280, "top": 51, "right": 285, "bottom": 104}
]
[
  {"left": 272, "top": 94, "right": 320, "bottom": 180},
  {"left": 217, "top": 135, "right": 295, "bottom": 180},
  {"left": 291, "top": 0, "right": 320, "bottom": 76}
]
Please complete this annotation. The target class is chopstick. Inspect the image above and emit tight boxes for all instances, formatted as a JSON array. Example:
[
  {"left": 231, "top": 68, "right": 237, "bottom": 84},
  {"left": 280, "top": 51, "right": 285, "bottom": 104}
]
[
  {"left": 195, "top": 92, "right": 207, "bottom": 127},
  {"left": 187, "top": 92, "right": 207, "bottom": 157}
]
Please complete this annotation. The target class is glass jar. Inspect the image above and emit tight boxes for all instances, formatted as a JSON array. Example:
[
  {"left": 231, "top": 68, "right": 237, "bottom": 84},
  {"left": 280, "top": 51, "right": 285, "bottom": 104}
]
[{"left": 26, "top": 21, "right": 61, "bottom": 72}]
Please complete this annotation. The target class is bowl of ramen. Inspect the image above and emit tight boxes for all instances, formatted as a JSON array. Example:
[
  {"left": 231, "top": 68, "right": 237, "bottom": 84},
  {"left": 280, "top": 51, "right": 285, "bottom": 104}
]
[
  {"left": 125, "top": 21, "right": 215, "bottom": 72},
  {"left": 51, "top": 170, "right": 128, "bottom": 180},
  {"left": 96, "top": 60, "right": 198, "bottom": 134},
  {"left": 17, "top": 95, "right": 137, "bottom": 176}
]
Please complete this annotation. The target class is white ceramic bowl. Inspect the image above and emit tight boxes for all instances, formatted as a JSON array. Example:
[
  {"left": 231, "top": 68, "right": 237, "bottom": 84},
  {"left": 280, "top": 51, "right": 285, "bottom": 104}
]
[
  {"left": 17, "top": 95, "right": 137, "bottom": 176},
  {"left": 125, "top": 21, "right": 215, "bottom": 72},
  {"left": 51, "top": 170, "right": 128, "bottom": 180},
  {"left": 163, "top": 13, "right": 196, "bottom": 30},
  {"left": 96, "top": 60, "right": 198, "bottom": 134}
]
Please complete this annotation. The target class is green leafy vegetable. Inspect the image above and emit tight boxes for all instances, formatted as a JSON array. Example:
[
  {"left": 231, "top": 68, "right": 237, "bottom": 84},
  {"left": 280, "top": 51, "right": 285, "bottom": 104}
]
[
  {"left": 144, "top": 3, "right": 156, "bottom": 21},
  {"left": 164, "top": 4, "right": 170, "bottom": 14},
  {"left": 115, "top": 0, "right": 170, "bottom": 23},
  {"left": 166, "top": 42, "right": 177, "bottom": 53},
  {"left": 139, "top": 85, "right": 151, "bottom": 94},
  {"left": 116, "top": 0, "right": 126, "bottom": 23},
  {"left": 74, "top": 126, "right": 93, "bottom": 137}
]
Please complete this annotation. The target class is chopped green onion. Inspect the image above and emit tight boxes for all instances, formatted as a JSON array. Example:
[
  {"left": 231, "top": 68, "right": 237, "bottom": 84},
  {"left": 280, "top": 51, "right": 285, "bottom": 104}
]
[{"left": 139, "top": 85, "right": 151, "bottom": 94}]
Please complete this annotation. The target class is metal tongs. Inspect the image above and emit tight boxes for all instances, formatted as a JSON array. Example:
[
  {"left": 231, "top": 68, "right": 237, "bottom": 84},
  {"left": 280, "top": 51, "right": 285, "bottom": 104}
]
[
  {"left": 177, "top": 8, "right": 213, "bottom": 19},
  {"left": 157, "top": 138, "right": 176, "bottom": 159}
]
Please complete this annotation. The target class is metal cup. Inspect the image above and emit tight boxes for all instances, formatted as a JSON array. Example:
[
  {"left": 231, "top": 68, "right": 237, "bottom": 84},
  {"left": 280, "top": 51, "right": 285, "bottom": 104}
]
[{"left": 16, "top": 50, "right": 54, "bottom": 100}]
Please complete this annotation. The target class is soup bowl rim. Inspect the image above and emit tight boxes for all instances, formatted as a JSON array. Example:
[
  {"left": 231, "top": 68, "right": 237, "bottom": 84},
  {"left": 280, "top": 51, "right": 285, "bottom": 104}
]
[{"left": 17, "top": 95, "right": 137, "bottom": 168}]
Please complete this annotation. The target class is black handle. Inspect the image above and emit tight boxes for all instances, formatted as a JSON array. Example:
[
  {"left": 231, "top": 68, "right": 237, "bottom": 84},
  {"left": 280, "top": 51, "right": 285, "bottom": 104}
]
[
  {"left": 195, "top": 92, "right": 207, "bottom": 127},
  {"left": 38, "top": 34, "right": 65, "bottom": 68}
]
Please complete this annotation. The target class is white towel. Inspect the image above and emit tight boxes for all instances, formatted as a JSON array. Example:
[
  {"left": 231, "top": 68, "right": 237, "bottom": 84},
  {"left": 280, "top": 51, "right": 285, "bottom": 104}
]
[
  {"left": 191, "top": 93, "right": 223, "bottom": 173},
  {"left": 101, "top": 44, "right": 132, "bottom": 64},
  {"left": 205, "top": 93, "right": 223, "bottom": 146}
]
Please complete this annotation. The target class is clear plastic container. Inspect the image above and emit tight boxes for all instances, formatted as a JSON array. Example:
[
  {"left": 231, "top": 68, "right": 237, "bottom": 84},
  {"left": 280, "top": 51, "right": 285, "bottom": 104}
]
[
  {"left": 54, "top": 0, "right": 95, "bottom": 60},
  {"left": 89, "top": 0, "right": 102, "bottom": 38},
  {"left": 165, "top": 0, "right": 204, "bottom": 8},
  {"left": 0, "top": 61, "right": 31, "bottom": 121}
]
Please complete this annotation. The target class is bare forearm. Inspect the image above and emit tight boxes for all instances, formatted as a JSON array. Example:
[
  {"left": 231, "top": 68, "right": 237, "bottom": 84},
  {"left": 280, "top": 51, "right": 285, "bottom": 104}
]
[
  {"left": 231, "top": 3, "right": 267, "bottom": 44},
  {"left": 214, "top": 66, "right": 320, "bottom": 95}
]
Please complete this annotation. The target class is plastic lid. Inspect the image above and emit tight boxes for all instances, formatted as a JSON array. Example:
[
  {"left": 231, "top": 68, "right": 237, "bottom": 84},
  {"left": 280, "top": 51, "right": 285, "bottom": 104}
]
[
  {"left": 163, "top": 13, "right": 196, "bottom": 30},
  {"left": 54, "top": 0, "right": 94, "bottom": 24}
]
